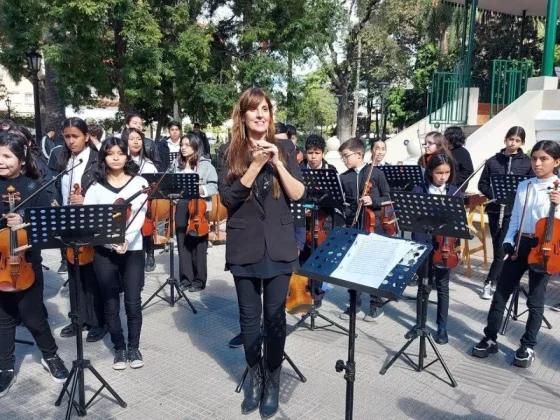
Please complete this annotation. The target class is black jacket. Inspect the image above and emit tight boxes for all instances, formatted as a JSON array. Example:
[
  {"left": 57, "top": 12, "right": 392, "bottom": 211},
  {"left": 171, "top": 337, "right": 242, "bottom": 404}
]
[
  {"left": 478, "top": 148, "right": 533, "bottom": 214},
  {"left": 217, "top": 140, "right": 303, "bottom": 265},
  {"left": 450, "top": 146, "right": 474, "bottom": 191},
  {"left": 299, "top": 159, "right": 337, "bottom": 172},
  {"left": 339, "top": 164, "right": 391, "bottom": 226},
  {"left": 142, "top": 137, "right": 163, "bottom": 172}
]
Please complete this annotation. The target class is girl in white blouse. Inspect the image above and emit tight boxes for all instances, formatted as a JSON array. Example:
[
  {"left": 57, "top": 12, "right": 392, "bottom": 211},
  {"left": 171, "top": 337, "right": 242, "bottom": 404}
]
[
  {"left": 84, "top": 136, "right": 148, "bottom": 370},
  {"left": 473, "top": 140, "right": 560, "bottom": 368}
]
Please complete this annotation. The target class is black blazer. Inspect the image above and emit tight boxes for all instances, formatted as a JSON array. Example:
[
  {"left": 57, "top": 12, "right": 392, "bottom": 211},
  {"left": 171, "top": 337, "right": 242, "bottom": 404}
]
[{"left": 217, "top": 140, "right": 303, "bottom": 265}]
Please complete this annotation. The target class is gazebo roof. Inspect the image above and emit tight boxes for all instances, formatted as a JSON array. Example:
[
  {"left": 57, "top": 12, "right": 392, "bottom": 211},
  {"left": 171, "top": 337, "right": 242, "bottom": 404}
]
[{"left": 445, "top": 0, "right": 559, "bottom": 17}]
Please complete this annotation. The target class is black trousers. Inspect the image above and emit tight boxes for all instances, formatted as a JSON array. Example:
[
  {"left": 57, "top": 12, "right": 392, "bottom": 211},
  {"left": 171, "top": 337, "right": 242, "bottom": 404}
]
[
  {"left": 67, "top": 261, "right": 105, "bottom": 328},
  {"left": 416, "top": 264, "right": 451, "bottom": 328},
  {"left": 143, "top": 234, "right": 154, "bottom": 253},
  {"left": 175, "top": 199, "right": 209, "bottom": 288},
  {"left": 0, "top": 268, "right": 58, "bottom": 370},
  {"left": 486, "top": 212, "right": 511, "bottom": 285},
  {"left": 234, "top": 274, "right": 290, "bottom": 371},
  {"left": 93, "top": 248, "right": 144, "bottom": 351},
  {"left": 484, "top": 237, "right": 548, "bottom": 348}
]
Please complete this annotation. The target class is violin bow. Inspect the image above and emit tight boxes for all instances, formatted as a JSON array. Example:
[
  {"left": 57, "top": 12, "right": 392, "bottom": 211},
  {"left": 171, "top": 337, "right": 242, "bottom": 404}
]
[
  {"left": 351, "top": 162, "right": 376, "bottom": 228},
  {"left": 508, "top": 181, "right": 532, "bottom": 260},
  {"left": 453, "top": 159, "right": 487, "bottom": 197}
]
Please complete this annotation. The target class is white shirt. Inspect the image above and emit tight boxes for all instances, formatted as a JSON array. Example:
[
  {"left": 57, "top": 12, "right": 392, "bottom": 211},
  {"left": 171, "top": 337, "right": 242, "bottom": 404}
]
[
  {"left": 61, "top": 147, "right": 91, "bottom": 205},
  {"left": 428, "top": 184, "right": 447, "bottom": 195},
  {"left": 131, "top": 155, "right": 157, "bottom": 174},
  {"left": 504, "top": 176, "right": 560, "bottom": 245},
  {"left": 167, "top": 138, "right": 180, "bottom": 153},
  {"left": 83, "top": 176, "right": 148, "bottom": 251}
]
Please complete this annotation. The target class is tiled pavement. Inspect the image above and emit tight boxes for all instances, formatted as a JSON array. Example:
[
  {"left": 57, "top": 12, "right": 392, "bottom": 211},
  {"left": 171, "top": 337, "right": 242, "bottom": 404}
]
[{"left": 5, "top": 232, "right": 560, "bottom": 420}]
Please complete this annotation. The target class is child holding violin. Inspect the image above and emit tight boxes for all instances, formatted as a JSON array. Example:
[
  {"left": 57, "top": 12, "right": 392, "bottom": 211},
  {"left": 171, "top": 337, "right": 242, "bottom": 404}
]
[
  {"left": 473, "top": 140, "right": 560, "bottom": 368},
  {"left": 84, "top": 136, "right": 148, "bottom": 370},
  {"left": 174, "top": 133, "right": 218, "bottom": 293},
  {"left": 406, "top": 153, "right": 462, "bottom": 345},
  {"left": 123, "top": 128, "right": 158, "bottom": 272},
  {"left": 0, "top": 132, "right": 69, "bottom": 397},
  {"left": 52, "top": 117, "right": 108, "bottom": 343},
  {"left": 338, "top": 137, "right": 391, "bottom": 322}
]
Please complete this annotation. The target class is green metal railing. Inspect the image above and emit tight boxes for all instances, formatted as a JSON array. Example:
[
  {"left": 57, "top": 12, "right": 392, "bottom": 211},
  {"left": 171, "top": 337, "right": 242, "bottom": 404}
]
[
  {"left": 428, "top": 60, "right": 470, "bottom": 125},
  {"left": 490, "top": 60, "right": 533, "bottom": 118}
]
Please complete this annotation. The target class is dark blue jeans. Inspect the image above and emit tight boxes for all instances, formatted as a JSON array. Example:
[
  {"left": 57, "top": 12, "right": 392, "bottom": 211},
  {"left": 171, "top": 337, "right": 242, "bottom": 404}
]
[
  {"left": 93, "top": 248, "right": 144, "bottom": 351},
  {"left": 416, "top": 265, "right": 451, "bottom": 329}
]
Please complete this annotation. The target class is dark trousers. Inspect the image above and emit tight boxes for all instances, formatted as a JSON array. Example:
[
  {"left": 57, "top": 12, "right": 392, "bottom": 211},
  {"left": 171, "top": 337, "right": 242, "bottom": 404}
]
[
  {"left": 486, "top": 212, "right": 510, "bottom": 285},
  {"left": 67, "top": 262, "right": 105, "bottom": 328},
  {"left": 175, "top": 199, "right": 209, "bottom": 289},
  {"left": 143, "top": 234, "right": 154, "bottom": 253},
  {"left": 484, "top": 237, "right": 548, "bottom": 348},
  {"left": 416, "top": 265, "right": 451, "bottom": 328},
  {"left": 0, "top": 268, "right": 58, "bottom": 370},
  {"left": 234, "top": 274, "right": 290, "bottom": 371},
  {"left": 93, "top": 248, "right": 144, "bottom": 351}
]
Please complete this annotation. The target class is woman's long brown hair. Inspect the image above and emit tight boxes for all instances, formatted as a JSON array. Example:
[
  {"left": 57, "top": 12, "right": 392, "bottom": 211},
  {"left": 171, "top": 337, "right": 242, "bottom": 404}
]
[
  {"left": 226, "top": 87, "right": 286, "bottom": 199},
  {"left": 418, "top": 132, "right": 451, "bottom": 168}
]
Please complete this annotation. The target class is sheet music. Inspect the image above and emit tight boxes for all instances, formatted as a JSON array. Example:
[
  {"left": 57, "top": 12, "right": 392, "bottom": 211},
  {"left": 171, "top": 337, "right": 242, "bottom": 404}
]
[{"left": 330, "top": 233, "right": 414, "bottom": 289}]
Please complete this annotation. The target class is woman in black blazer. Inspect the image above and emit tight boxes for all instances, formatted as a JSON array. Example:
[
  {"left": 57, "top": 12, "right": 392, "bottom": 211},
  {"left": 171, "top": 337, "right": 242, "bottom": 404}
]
[{"left": 218, "top": 88, "right": 304, "bottom": 419}]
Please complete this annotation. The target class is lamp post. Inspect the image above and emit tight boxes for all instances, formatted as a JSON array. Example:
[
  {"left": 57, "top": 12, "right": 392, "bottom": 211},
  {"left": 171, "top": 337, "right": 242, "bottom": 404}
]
[
  {"left": 26, "top": 50, "right": 42, "bottom": 144},
  {"left": 5, "top": 98, "right": 11, "bottom": 118}
]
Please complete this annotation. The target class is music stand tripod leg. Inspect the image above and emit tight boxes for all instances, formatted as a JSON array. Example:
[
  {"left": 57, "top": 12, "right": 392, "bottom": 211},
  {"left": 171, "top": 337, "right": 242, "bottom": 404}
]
[
  {"left": 501, "top": 287, "right": 519, "bottom": 336},
  {"left": 172, "top": 279, "right": 197, "bottom": 313},
  {"left": 335, "top": 289, "right": 357, "bottom": 420},
  {"left": 15, "top": 338, "right": 33, "bottom": 346},
  {"left": 283, "top": 351, "right": 307, "bottom": 382}
]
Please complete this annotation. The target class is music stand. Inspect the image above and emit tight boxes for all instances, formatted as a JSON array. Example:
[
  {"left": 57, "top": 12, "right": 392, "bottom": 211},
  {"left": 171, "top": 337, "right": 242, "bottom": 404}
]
[
  {"left": 298, "top": 227, "right": 430, "bottom": 420},
  {"left": 141, "top": 173, "right": 198, "bottom": 313},
  {"left": 288, "top": 168, "right": 351, "bottom": 336},
  {"left": 161, "top": 151, "right": 179, "bottom": 169},
  {"left": 379, "top": 191, "right": 471, "bottom": 388},
  {"left": 380, "top": 165, "right": 423, "bottom": 191},
  {"left": 25, "top": 204, "right": 128, "bottom": 419}
]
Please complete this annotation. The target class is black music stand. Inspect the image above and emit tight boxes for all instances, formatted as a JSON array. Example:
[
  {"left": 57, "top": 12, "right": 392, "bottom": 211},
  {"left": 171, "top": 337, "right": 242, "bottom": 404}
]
[
  {"left": 25, "top": 204, "right": 128, "bottom": 419},
  {"left": 298, "top": 227, "right": 430, "bottom": 420},
  {"left": 161, "top": 151, "right": 179, "bottom": 169},
  {"left": 379, "top": 191, "right": 471, "bottom": 388},
  {"left": 380, "top": 165, "right": 423, "bottom": 191},
  {"left": 141, "top": 173, "right": 198, "bottom": 313},
  {"left": 288, "top": 168, "right": 350, "bottom": 336},
  {"left": 490, "top": 175, "right": 552, "bottom": 334}
]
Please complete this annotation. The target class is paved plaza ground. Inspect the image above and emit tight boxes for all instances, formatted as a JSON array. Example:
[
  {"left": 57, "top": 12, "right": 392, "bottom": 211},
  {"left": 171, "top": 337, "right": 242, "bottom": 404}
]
[{"left": 4, "top": 231, "right": 560, "bottom": 420}]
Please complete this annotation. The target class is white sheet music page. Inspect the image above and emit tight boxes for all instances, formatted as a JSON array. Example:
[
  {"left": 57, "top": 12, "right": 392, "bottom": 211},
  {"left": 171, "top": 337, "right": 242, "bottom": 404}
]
[{"left": 330, "top": 233, "right": 413, "bottom": 289}]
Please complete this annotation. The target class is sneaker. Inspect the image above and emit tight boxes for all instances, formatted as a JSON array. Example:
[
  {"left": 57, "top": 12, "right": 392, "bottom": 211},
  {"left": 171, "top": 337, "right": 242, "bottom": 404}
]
[
  {"left": 339, "top": 306, "right": 360, "bottom": 320},
  {"left": 513, "top": 345, "right": 535, "bottom": 368},
  {"left": 363, "top": 307, "right": 384, "bottom": 322},
  {"left": 229, "top": 333, "right": 243, "bottom": 348},
  {"left": 0, "top": 370, "right": 16, "bottom": 398},
  {"left": 491, "top": 282, "right": 496, "bottom": 293},
  {"left": 41, "top": 355, "right": 69, "bottom": 384},
  {"left": 433, "top": 327, "right": 448, "bottom": 345},
  {"left": 551, "top": 302, "right": 560, "bottom": 312},
  {"left": 113, "top": 350, "right": 128, "bottom": 370},
  {"left": 57, "top": 260, "right": 68, "bottom": 274},
  {"left": 481, "top": 282, "right": 493, "bottom": 300},
  {"left": 472, "top": 337, "right": 498, "bottom": 358},
  {"left": 128, "top": 348, "right": 144, "bottom": 369}
]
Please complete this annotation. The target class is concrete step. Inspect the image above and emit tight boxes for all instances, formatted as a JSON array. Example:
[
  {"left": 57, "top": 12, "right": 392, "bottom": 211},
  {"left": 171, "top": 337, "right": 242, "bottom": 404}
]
[{"left": 535, "top": 110, "right": 560, "bottom": 141}]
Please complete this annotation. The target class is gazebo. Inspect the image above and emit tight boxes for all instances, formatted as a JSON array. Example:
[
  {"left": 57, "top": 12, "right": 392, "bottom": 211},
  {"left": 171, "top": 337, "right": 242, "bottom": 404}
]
[{"left": 446, "top": 0, "right": 559, "bottom": 76}]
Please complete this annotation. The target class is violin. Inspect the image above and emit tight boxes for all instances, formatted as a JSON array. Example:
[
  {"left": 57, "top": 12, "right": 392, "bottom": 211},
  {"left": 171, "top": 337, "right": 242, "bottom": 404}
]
[
  {"left": 285, "top": 272, "right": 313, "bottom": 314},
  {"left": 141, "top": 200, "right": 154, "bottom": 237},
  {"left": 351, "top": 163, "right": 376, "bottom": 232},
  {"left": 0, "top": 186, "right": 35, "bottom": 292},
  {"left": 306, "top": 209, "right": 328, "bottom": 246},
  {"left": 380, "top": 202, "right": 397, "bottom": 236},
  {"left": 433, "top": 236, "right": 459, "bottom": 269},
  {"left": 528, "top": 180, "right": 560, "bottom": 274},
  {"left": 187, "top": 197, "right": 210, "bottom": 237},
  {"left": 66, "top": 184, "right": 95, "bottom": 266},
  {"left": 114, "top": 183, "right": 155, "bottom": 222}
]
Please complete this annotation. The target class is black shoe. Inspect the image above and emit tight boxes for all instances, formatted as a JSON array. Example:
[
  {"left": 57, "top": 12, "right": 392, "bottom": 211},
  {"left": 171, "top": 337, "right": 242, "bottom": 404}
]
[
  {"left": 405, "top": 324, "right": 420, "bottom": 340},
  {"left": 41, "top": 355, "right": 69, "bottom": 384},
  {"left": 60, "top": 324, "right": 85, "bottom": 338},
  {"left": 145, "top": 251, "right": 155, "bottom": 272},
  {"left": 86, "top": 326, "right": 108, "bottom": 343},
  {"left": 0, "top": 370, "right": 16, "bottom": 398},
  {"left": 314, "top": 300, "right": 322, "bottom": 309},
  {"left": 188, "top": 285, "right": 204, "bottom": 293},
  {"left": 113, "top": 349, "right": 128, "bottom": 370},
  {"left": 229, "top": 333, "right": 243, "bottom": 349},
  {"left": 241, "top": 359, "right": 264, "bottom": 415},
  {"left": 433, "top": 327, "right": 448, "bottom": 345},
  {"left": 363, "top": 306, "right": 384, "bottom": 322},
  {"left": 180, "top": 280, "right": 191, "bottom": 290},
  {"left": 128, "top": 348, "right": 144, "bottom": 369},
  {"left": 472, "top": 337, "right": 498, "bottom": 358},
  {"left": 57, "top": 260, "right": 68, "bottom": 274},
  {"left": 260, "top": 365, "right": 281, "bottom": 419},
  {"left": 513, "top": 345, "right": 535, "bottom": 368}
]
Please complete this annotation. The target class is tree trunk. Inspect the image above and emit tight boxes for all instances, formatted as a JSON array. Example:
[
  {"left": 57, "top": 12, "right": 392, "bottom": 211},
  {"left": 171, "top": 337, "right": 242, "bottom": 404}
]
[
  {"left": 336, "top": 91, "right": 352, "bottom": 142},
  {"left": 42, "top": 63, "right": 66, "bottom": 132}
]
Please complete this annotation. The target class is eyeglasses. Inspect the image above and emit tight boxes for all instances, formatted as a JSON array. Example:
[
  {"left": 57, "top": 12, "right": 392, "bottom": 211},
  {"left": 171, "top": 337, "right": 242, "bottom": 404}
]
[
  {"left": 341, "top": 152, "right": 357, "bottom": 161},
  {"left": 424, "top": 142, "right": 436, "bottom": 147}
]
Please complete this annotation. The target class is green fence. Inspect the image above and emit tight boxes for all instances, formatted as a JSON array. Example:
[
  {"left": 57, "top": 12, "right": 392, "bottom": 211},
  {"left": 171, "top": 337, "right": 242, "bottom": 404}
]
[
  {"left": 490, "top": 60, "right": 533, "bottom": 118},
  {"left": 428, "top": 61, "right": 470, "bottom": 125}
]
